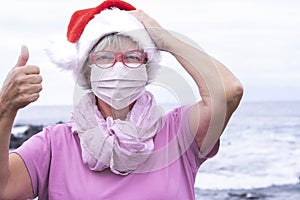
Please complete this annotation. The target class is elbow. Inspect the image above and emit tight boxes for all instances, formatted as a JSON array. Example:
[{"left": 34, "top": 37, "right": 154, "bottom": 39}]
[{"left": 226, "top": 80, "right": 244, "bottom": 108}]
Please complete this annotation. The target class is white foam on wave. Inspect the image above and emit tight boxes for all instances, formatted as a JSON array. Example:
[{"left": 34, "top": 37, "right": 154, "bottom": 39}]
[
  {"left": 194, "top": 103, "right": 300, "bottom": 189},
  {"left": 12, "top": 125, "right": 30, "bottom": 138},
  {"left": 195, "top": 171, "right": 299, "bottom": 190}
]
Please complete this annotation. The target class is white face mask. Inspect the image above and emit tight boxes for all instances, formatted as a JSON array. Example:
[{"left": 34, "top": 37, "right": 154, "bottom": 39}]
[{"left": 90, "top": 63, "right": 148, "bottom": 110}]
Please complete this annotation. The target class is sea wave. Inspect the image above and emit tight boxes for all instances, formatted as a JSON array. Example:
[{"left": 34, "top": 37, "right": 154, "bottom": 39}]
[{"left": 195, "top": 101, "right": 300, "bottom": 189}]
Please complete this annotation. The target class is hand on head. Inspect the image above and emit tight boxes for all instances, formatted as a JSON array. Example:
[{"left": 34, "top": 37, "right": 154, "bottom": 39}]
[
  {"left": 0, "top": 45, "right": 42, "bottom": 113},
  {"left": 129, "top": 10, "right": 173, "bottom": 51}
]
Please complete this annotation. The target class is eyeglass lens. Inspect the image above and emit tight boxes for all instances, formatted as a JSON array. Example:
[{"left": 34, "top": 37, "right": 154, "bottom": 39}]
[{"left": 93, "top": 51, "right": 145, "bottom": 68}]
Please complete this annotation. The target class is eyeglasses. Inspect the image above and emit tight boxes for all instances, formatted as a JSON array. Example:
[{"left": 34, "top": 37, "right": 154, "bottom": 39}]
[{"left": 89, "top": 50, "right": 148, "bottom": 69}]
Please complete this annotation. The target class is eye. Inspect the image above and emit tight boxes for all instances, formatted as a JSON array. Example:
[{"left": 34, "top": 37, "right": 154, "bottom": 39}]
[
  {"left": 128, "top": 55, "right": 141, "bottom": 61},
  {"left": 95, "top": 52, "right": 114, "bottom": 63},
  {"left": 124, "top": 52, "right": 143, "bottom": 63}
]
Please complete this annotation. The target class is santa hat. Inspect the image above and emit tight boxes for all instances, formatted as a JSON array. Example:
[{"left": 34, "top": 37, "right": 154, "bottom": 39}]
[{"left": 46, "top": 0, "right": 161, "bottom": 89}]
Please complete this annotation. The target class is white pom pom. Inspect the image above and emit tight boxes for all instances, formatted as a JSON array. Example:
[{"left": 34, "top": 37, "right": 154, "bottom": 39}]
[{"left": 44, "top": 39, "right": 78, "bottom": 71}]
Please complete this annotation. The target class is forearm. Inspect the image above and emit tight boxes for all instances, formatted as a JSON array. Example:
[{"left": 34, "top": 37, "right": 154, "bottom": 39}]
[
  {"left": 0, "top": 45, "right": 40, "bottom": 198},
  {"left": 0, "top": 102, "right": 17, "bottom": 191},
  {"left": 163, "top": 35, "right": 226, "bottom": 105}
]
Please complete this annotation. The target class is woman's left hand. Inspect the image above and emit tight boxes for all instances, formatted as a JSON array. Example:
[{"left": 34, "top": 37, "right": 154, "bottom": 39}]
[{"left": 129, "top": 10, "right": 174, "bottom": 51}]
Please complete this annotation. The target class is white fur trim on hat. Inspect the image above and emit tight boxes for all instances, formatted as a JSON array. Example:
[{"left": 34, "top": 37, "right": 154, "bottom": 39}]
[{"left": 45, "top": 9, "right": 161, "bottom": 89}]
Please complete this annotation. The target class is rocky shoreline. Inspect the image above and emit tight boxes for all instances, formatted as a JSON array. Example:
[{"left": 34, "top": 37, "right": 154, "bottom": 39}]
[
  {"left": 11, "top": 122, "right": 66, "bottom": 149},
  {"left": 10, "top": 124, "right": 43, "bottom": 149}
]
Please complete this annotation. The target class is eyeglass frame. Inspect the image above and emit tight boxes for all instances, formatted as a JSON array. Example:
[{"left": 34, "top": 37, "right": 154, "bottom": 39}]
[{"left": 88, "top": 50, "right": 148, "bottom": 69}]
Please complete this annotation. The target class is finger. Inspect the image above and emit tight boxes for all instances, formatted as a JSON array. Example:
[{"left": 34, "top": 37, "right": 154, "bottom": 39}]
[
  {"left": 129, "top": 10, "right": 160, "bottom": 28},
  {"left": 22, "top": 65, "right": 40, "bottom": 75},
  {"left": 128, "top": 10, "right": 143, "bottom": 20},
  {"left": 15, "top": 45, "right": 29, "bottom": 67},
  {"left": 21, "top": 93, "right": 40, "bottom": 105},
  {"left": 28, "top": 84, "right": 43, "bottom": 94},
  {"left": 29, "top": 93, "right": 40, "bottom": 103},
  {"left": 19, "top": 84, "right": 42, "bottom": 97},
  {"left": 25, "top": 74, "right": 43, "bottom": 84},
  {"left": 131, "top": 10, "right": 149, "bottom": 19},
  {"left": 136, "top": 10, "right": 146, "bottom": 16}
]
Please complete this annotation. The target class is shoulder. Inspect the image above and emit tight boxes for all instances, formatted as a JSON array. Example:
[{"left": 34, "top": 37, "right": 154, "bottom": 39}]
[
  {"left": 43, "top": 123, "right": 72, "bottom": 133},
  {"left": 155, "top": 104, "right": 194, "bottom": 146},
  {"left": 41, "top": 123, "right": 76, "bottom": 146},
  {"left": 22, "top": 123, "right": 75, "bottom": 150},
  {"left": 41, "top": 123, "right": 73, "bottom": 138},
  {"left": 160, "top": 105, "right": 193, "bottom": 136},
  {"left": 163, "top": 105, "right": 193, "bottom": 124}
]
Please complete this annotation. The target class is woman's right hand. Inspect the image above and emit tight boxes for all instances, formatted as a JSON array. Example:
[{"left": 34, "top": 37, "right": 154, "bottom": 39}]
[
  {"left": 0, "top": 45, "right": 38, "bottom": 200},
  {"left": 0, "top": 45, "right": 42, "bottom": 115}
]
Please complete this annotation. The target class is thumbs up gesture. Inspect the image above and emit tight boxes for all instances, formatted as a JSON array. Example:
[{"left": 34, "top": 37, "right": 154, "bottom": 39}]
[{"left": 0, "top": 45, "right": 42, "bottom": 113}]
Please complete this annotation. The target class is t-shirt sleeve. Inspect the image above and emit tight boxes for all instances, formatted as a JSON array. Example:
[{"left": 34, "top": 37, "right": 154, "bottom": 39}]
[
  {"left": 171, "top": 105, "right": 220, "bottom": 175},
  {"left": 13, "top": 126, "right": 52, "bottom": 198}
]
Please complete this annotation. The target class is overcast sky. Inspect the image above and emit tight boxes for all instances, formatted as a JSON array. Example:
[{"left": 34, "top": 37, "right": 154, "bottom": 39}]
[{"left": 0, "top": 0, "right": 299, "bottom": 105}]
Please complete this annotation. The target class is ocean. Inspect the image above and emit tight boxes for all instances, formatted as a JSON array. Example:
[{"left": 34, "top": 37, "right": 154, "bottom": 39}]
[
  {"left": 12, "top": 101, "right": 300, "bottom": 190},
  {"left": 197, "top": 101, "right": 300, "bottom": 190}
]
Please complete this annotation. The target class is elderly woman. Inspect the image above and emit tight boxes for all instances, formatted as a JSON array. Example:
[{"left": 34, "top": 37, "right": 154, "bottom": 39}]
[{"left": 0, "top": 0, "right": 243, "bottom": 199}]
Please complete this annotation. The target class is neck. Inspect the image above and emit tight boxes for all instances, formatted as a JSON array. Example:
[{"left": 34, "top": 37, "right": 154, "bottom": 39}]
[{"left": 96, "top": 97, "right": 134, "bottom": 120}]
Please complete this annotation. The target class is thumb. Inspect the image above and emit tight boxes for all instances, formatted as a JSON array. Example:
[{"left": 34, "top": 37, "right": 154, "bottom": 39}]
[{"left": 15, "top": 45, "right": 29, "bottom": 67}]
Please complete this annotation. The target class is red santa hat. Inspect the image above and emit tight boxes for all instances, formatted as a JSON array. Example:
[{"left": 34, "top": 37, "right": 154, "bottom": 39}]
[{"left": 46, "top": 0, "right": 160, "bottom": 89}]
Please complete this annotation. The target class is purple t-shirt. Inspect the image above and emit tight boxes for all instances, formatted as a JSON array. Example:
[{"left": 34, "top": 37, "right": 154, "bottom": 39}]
[{"left": 15, "top": 106, "right": 219, "bottom": 200}]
